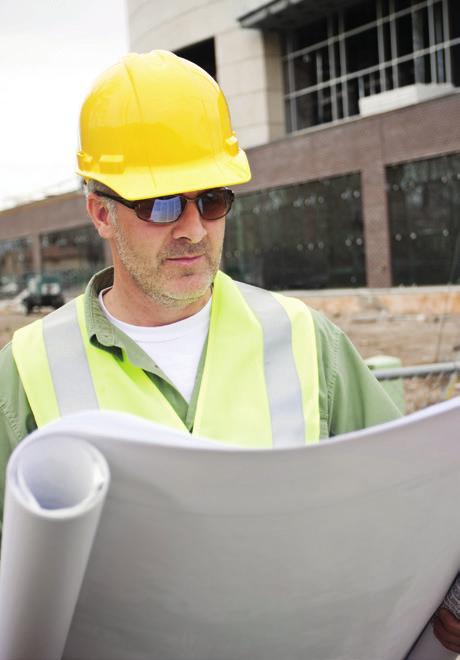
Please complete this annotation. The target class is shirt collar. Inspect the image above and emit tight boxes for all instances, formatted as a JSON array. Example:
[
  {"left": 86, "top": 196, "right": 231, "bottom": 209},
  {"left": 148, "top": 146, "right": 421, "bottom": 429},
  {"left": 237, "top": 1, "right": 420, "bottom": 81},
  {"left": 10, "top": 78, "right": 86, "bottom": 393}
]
[
  {"left": 84, "top": 266, "right": 121, "bottom": 349},
  {"left": 82, "top": 266, "right": 192, "bottom": 380}
]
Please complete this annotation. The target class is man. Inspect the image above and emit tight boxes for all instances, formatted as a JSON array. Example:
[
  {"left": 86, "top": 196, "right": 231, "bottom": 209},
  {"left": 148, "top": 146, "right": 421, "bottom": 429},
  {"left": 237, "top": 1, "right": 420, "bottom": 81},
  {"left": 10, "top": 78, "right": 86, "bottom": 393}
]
[{"left": 0, "top": 50, "right": 458, "bottom": 652}]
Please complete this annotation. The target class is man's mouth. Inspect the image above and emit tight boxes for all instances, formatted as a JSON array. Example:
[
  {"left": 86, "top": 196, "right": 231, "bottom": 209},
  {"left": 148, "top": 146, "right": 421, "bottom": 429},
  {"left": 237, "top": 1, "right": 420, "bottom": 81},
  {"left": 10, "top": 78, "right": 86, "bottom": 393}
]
[{"left": 165, "top": 254, "right": 205, "bottom": 265}]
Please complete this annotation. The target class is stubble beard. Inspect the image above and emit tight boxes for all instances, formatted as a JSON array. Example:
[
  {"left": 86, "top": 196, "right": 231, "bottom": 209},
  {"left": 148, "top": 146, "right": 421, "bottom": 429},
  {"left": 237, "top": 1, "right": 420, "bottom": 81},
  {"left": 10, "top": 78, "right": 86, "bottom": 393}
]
[{"left": 113, "top": 224, "right": 221, "bottom": 308}]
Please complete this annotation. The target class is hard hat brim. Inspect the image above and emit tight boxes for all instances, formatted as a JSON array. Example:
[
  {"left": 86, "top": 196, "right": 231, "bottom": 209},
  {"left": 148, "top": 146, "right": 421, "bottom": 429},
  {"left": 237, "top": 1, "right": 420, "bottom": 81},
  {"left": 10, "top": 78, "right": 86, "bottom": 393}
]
[{"left": 78, "top": 146, "right": 251, "bottom": 200}]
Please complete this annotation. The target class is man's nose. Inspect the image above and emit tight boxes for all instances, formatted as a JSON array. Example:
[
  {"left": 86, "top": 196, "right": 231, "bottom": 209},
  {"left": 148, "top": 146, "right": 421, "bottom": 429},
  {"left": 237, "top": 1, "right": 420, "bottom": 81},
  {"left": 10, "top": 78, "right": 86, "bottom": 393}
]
[{"left": 171, "top": 199, "right": 207, "bottom": 243}]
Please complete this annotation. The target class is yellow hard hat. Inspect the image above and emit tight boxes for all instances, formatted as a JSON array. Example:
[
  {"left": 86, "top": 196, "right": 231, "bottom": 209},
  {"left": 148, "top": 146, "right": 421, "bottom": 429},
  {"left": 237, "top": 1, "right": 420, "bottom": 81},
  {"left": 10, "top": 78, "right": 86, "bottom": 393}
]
[{"left": 76, "top": 50, "right": 251, "bottom": 199}]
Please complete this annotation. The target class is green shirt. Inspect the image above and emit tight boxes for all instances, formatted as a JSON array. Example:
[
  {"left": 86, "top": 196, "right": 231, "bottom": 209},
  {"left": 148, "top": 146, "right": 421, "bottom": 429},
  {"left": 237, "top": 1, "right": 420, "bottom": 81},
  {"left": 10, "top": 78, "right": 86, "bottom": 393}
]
[{"left": 0, "top": 268, "right": 401, "bottom": 524}]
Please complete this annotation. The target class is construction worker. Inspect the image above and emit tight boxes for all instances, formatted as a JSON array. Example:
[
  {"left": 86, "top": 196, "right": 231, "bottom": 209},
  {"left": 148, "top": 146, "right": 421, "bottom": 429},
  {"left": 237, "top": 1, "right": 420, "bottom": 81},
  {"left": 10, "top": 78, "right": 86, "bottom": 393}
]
[{"left": 0, "top": 50, "right": 458, "bottom": 652}]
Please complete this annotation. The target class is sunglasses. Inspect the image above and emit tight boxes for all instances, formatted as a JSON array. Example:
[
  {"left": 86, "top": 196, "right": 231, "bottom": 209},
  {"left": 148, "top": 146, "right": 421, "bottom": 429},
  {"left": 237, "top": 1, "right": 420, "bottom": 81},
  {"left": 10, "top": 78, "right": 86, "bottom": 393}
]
[{"left": 94, "top": 188, "right": 234, "bottom": 224}]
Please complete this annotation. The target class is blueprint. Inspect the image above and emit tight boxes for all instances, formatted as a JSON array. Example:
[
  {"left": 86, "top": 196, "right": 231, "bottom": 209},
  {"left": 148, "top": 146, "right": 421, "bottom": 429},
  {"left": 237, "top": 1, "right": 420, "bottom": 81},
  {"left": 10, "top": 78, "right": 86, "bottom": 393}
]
[{"left": 1, "top": 399, "right": 460, "bottom": 660}]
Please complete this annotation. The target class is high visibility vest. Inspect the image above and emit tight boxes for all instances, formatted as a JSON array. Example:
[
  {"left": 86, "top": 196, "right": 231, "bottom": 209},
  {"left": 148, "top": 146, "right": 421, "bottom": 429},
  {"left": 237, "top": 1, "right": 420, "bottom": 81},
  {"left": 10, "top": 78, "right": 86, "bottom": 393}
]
[{"left": 12, "top": 272, "right": 320, "bottom": 448}]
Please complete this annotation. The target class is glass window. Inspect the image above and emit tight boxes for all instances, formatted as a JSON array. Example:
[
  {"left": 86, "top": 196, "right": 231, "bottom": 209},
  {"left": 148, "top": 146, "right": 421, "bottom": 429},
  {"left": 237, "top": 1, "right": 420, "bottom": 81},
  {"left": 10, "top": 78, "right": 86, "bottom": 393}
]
[
  {"left": 224, "top": 173, "right": 365, "bottom": 289},
  {"left": 383, "top": 21, "right": 392, "bottom": 60},
  {"left": 396, "top": 13, "right": 413, "bottom": 56},
  {"left": 358, "top": 70, "right": 382, "bottom": 96},
  {"left": 292, "top": 46, "right": 332, "bottom": 92},
  {"left": 452, "top": 44, "right": 460, "bottom": 86},
  {"left": 295, "top": 93, "right": 319, "bottom": 129},
  {"left": 40, "top": 225, "right": 105, "bottom": 289},
  {"left": 397, "top": 59, "right": 415, "bottom": 86},
  {"left": 435, "top": 48, "right": 446, "bottom": 83},
  {"left": 383, "top": 65, "right": 395, "bottom": 90},
  {"left": 334, "top": 41, "right": 342, "bottom": 76},
  {"left": 380, "top": 0, "right": 391, "bottom": 17},
  {"left": 414, "top": 54, "right": 431, "bottom": 83},
  {"left": 346, "top": 78, "right": 361, "bottom": 116},
  {"left": 316, "top": 47, "right": 331, "bottom": 83},
  {"left": 293, "top": 52, "right": 316, "bottom": 90},
  {"left": 388, "top": 153, "right": 460, "bottom": 285},
  {"left": 292, "top": 18, "right": 328, "bottom": 51},
  {"left": 412, "top": 8, "right": 429, "bottom": 51},
  {"left": 282, "top": 0, "right": 459, "bottom": 134},
  {"left": 335, "top": 84, "right": 345, "bottom": 118},
  {"left": 344, "top": 2, "right": 377, "bottom": 30},
  {"left": 345, "top": 27, "right": 379, "bottom": 73},
  {"left": 396, "top": 0, "right": 413, "bottom": 11},
  {"left": 175, "top": 38, "right": 216, "bottom": 79},
  {"left": 317, "top": 88, "right": 333, "bottom": 123},
  {"left": 284, "top": 98, "right": 293, "bottom": 133},
  {"left": 0, "top": 238, "right": 32, "bottom": 295},
  {"left": 329, "top": 14, "right": 339, "bottom": 37},
  {"left": 433, "top": 2, "right": 445, "bottom": 44},
  {"left": 451, "top": 0, "right": 460, "bottom": 39}
]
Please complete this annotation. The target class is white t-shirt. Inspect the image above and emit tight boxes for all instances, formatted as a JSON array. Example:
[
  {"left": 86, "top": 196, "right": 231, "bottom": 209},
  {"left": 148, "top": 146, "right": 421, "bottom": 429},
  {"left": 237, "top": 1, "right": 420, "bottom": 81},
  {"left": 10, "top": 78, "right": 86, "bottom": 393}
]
[{"left": 99, "top": 290, "right": 211, "bottom": 403}]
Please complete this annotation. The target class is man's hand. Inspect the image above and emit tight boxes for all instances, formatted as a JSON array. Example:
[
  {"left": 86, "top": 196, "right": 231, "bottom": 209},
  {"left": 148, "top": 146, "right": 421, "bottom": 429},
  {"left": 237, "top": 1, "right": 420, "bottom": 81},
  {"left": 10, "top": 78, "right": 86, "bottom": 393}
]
[{"left": 433, "top": 607, "right": 460, "bottom": 652}]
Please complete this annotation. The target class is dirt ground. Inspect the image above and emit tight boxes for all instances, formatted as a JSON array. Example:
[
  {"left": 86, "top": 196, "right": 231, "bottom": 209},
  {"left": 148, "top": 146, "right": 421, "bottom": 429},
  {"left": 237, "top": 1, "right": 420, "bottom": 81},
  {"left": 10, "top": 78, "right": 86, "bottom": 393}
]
[
  {"left": 330, "top": 311, "right": 460, "bottom": 412},
  {"left": 1, "top": 300, "right": 459, "bottom": 413}
]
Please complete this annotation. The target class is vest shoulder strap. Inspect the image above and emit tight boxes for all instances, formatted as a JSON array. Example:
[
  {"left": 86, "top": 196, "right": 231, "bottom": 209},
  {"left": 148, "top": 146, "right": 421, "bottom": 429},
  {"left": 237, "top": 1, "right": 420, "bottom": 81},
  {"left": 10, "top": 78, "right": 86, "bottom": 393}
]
[{"left": 12, "top": 297, "right": 98, "bottom": 426}]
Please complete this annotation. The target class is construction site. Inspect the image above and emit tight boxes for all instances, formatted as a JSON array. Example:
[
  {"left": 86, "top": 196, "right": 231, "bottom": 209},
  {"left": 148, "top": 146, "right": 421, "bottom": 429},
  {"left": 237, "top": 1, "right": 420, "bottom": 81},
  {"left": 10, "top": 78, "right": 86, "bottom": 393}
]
[
  {"left": 1, "top": 282, "right": 459, "bottom": 415},
  {"left": 1, "top": 0, "right": 460, "bottom": 657}
]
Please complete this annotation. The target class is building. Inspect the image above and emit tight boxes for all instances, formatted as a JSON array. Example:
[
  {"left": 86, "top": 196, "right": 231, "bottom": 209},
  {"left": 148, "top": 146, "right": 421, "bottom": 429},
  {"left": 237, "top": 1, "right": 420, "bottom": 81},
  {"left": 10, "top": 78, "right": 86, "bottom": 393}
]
[
  {"left": 129, "top": 0, "right": 460, "bottom": 289},
  {"left": 0, "top": 0, "right": 459, "bottom": 291},
  {"left": 0, "top": 192, "right": 107, "bottom": 293}
]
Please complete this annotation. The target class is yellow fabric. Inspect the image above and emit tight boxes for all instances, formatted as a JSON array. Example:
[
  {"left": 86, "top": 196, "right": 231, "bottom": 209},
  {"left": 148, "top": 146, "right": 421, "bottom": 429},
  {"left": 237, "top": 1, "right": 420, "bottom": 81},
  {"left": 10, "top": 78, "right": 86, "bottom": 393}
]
[
  {"left": 12, "top": 274, "right": 320, "bottom": 447},
  {"left": 273, "top": 293, "right": 320, "bottom": 444},
  {"left": 12, "top": 319, "right": 59, "bottom": 427},
  {"left": 194, "top": 272, "right": 272, "bottom": 448},
  {"left": 75, "top": 297, "right": 187, "bottom": 431},
  {"left": 77, "top": 50, "right": 251, "bottom": 199}
]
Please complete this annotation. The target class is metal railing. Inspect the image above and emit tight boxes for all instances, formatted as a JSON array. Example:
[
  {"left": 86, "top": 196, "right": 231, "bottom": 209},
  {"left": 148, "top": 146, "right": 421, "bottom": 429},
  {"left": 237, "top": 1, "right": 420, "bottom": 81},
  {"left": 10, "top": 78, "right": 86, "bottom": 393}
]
[
  {"left": 373, "top": 362, "right": 460, "bottom": 414},
  {"left": 373, "top": 361, "right": 460, "bottom": 381}
]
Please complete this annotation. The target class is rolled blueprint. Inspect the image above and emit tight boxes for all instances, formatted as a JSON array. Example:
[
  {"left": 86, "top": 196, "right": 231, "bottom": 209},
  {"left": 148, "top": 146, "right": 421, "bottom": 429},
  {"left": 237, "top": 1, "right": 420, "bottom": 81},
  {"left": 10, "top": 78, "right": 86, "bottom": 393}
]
[
  {"left": 0, "top": 435, "right": 109, "bottom": 660},
  {"left": 405, "top": 622, "right": 456, "bottom": 660},
  {"left": 1, "top": 400, "right": 460, "bottom": 660}
]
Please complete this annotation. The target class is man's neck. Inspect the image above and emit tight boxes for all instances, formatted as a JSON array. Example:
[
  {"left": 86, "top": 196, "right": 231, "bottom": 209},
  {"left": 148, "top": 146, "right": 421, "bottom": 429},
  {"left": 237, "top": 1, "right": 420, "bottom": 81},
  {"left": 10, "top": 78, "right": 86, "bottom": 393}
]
[{"left": 101, "top": 278, "right": 211, "bottom": 327}]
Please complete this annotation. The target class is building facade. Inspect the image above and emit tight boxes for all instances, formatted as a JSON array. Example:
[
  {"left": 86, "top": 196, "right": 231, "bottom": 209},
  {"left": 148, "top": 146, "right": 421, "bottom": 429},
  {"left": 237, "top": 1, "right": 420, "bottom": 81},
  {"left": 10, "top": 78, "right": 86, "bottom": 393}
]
[
  {"left": 0, "top": 193, "right": 107, "bottom": 294},
  {"left": 0, "top": 0, "right": 459, "bottom": 291},
  {"left": 128, "top": 0, "right": 460, "bottom": 288}
]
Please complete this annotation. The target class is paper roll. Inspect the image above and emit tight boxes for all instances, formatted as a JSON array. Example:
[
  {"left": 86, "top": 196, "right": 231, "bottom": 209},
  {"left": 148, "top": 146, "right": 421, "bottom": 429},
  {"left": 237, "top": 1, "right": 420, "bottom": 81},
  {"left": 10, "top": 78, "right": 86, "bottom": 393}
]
[{"left": 0, "top": 435, "right": 110, "bottom": 660}]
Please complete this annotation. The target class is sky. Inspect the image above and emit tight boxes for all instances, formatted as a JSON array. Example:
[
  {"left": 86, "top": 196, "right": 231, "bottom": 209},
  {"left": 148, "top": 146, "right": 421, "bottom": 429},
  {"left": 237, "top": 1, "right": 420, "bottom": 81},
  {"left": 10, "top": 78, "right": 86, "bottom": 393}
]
[{"left": 0, "top": 0, "right": 129, "bottom": 209}]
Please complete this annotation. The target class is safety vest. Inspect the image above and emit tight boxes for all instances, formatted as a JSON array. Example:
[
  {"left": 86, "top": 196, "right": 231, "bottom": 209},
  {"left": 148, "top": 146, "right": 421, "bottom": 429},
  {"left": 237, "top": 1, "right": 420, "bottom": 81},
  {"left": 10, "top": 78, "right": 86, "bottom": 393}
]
[{"left": 12, "top": 272, "right": 320, "bottom": 448}]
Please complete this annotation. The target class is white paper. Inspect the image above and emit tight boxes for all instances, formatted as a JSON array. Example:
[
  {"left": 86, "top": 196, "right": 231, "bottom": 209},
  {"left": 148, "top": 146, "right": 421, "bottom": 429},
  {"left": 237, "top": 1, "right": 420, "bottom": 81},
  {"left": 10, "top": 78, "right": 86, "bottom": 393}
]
[
  {"left": 0, "top": 436, "right": 109, "bottom": 659},
  {"left": 1, "top": 399, "right": 460, "bottom": 660},
  {"left": 406, "top": 623, "right": 456, "bottom": 659}
]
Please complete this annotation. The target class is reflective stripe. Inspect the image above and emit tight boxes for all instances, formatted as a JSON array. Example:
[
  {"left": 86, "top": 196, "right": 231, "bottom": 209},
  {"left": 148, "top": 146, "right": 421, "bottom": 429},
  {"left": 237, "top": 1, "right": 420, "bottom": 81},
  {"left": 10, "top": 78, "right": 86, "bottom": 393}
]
[
  {"left": 42, "top": 300, "right": 99, "bottom": 414},
  {"left": 235, "top": 281, "right": 306, "bottom": 449}
]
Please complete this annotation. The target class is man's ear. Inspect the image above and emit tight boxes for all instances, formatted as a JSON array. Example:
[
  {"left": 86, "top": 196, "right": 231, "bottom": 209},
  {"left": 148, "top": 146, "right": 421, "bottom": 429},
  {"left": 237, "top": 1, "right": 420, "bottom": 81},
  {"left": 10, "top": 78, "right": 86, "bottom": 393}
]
[{"left": 86, "top": 194, "right": 115, "bottom": 240}]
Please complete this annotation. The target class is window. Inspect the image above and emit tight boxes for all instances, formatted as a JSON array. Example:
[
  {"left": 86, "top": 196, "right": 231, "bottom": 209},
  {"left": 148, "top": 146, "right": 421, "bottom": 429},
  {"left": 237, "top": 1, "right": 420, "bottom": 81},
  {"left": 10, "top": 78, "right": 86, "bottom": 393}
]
[
  {"left": 345, "top": 1, "right": 377, "bottom": 30},
  {"left": 40, "top": 226, "right": 105, "bottom": 289},
  {"left": 0, "top": 238, "right": 32, "bottom": 290},
  {"left": 175, "top": 38, "right": 216, "bottom": 80},
  {"left": 388, "top": 153, "right": 460, "bottom": 285},
  {"left": 346, "top": 27, "right": 379, "bottom": 73},
  {"left": 283, "top": 0, "right": 459, "bottom": 133},
  {"left": 224, "top": 174, "right": 365, "bottom": 290}
]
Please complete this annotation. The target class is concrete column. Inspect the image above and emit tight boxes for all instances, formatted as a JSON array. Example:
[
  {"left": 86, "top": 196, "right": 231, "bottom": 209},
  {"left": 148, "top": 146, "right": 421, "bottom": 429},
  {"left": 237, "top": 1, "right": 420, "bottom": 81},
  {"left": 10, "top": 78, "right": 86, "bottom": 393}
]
[
  {"left": 361, "top": 162, "right": 392, "bottom": 287},
  {"left": 215, "top": 28, "right": 285, "bottom": 148},
  {"left": 31, "top": 233, "right": 42, "bottom": 274}
]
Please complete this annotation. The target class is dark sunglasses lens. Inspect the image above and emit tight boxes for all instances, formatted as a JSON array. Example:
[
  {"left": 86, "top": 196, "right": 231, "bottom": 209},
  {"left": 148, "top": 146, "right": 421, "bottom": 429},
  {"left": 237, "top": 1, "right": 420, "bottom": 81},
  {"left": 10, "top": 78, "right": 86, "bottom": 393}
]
[
  {"left": 136, "top": 196, "right": 185, "bottom": 223},
  {"left": 135, "top": 189, "right": 233, "bottom": 223},
  {"left": 198, "top": 189, "right": 233, "bottom": 220}
]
